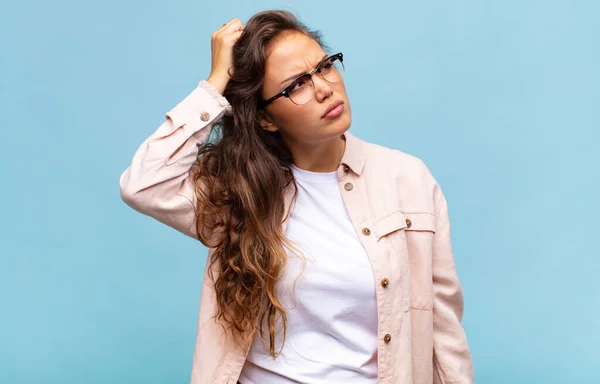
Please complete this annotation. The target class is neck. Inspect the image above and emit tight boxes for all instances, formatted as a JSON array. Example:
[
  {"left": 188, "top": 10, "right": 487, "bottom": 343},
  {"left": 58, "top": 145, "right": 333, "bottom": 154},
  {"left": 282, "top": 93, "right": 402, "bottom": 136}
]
[{"left": 287, "top": 134, "right": 346, "bottom": 173}]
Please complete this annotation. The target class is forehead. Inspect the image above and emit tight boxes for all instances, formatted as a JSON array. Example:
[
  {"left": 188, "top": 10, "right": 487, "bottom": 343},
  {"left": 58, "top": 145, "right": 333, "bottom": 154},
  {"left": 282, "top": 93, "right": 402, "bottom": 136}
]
[{"left": 265, "top": 32, "right": 326, "bottom": 79}]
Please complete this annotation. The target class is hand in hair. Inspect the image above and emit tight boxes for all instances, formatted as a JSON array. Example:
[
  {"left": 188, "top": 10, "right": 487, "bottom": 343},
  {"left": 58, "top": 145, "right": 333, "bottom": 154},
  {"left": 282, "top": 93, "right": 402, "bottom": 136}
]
[{"left": 207, "top": 18, "right": 245, "bottom": 94}]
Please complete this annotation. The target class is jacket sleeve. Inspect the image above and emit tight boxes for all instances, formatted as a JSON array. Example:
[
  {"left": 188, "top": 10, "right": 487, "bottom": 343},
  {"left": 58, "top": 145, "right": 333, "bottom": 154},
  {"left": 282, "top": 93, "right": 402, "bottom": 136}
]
[
  {"left": 119, "top": 80, "right": 231, "bottom": 239},
  {"left": 431, "top": 185, "right": 475, "bottom": 383}
]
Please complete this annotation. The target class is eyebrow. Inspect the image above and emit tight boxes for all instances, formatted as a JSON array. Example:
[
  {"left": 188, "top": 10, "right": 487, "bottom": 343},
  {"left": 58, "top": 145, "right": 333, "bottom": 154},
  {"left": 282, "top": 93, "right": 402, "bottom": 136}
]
[{"left": 279, "top": 54, "right": 329, "bottom": 85}]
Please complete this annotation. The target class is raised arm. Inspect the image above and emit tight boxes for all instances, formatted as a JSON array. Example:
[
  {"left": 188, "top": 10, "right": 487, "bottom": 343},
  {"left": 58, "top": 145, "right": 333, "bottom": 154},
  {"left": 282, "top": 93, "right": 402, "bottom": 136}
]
[
  {"left": 119, "top": 81, "right": 230, "bottom": 238},
  {"left": 119, "top": 18, "right": 244, "bottom": 239}
]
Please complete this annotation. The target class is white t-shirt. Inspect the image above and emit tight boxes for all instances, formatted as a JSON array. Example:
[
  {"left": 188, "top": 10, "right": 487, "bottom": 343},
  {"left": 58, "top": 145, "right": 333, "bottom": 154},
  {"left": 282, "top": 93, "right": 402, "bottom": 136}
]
[{"left": 238, "top": 165, "right": 378, "bottom": 384}]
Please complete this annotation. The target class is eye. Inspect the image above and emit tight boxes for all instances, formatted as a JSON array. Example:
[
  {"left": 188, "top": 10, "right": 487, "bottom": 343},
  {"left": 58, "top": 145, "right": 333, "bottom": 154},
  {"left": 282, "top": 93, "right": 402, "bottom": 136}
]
[
  {"left": 289, "top": 79, "right": 307, "bottom": 93},
  {"left": 318, "top": 58, "right": 337, "bottom": 73}
]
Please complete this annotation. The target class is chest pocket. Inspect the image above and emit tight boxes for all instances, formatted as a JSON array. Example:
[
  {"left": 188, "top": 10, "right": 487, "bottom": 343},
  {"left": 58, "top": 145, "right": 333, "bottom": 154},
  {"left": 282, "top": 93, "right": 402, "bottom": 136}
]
[
  {"left": 371, "top": 211, "right": 436, "bottom": 239},
  {"left": 371, "top": 211, "right": 437, "bottom": 310}
]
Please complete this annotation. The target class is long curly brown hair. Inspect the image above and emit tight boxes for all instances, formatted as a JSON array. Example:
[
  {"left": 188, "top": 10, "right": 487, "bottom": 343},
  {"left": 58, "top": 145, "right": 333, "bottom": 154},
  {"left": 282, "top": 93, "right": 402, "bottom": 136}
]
[{"left": 191, "top": 10, "right": 326, "bottom": 357}]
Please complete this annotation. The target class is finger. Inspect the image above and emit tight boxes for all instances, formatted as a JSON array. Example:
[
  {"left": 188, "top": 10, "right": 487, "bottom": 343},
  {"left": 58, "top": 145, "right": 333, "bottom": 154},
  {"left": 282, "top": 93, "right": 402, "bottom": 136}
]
[
  {"left": 214, "top": 19, "right": 234, "bottom": 36},
  {"left": 217, "top": 27, "right": 243, "bottom": 43},
  {"left": 214, "top": 19, "right": 242, "bottom": 38},
  {"left": 223, "top": 26, "right": 244, "bottom": 37},
  {"left": 219, "top": 30, "right": 243, "bottom": 48},
  {"left": 228, "top": 30, "right": 243, "bottom": 43},
  {"left": 218, "top": 18, "right": 238, "bottom": 31},
  {"left": 223, "top": 18, "right": 244, "bottom": 32}
]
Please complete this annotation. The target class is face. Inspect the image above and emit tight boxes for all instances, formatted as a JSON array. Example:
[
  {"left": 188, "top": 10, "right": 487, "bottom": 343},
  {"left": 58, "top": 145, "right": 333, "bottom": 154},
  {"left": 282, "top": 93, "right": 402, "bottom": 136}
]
[{"left": 260, "top": 31, "right": 352, "bottom": 145}]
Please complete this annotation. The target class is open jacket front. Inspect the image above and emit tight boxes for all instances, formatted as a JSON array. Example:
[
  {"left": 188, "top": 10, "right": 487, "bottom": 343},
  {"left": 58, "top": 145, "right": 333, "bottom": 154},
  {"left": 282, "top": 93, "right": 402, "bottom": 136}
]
[{"left": 119, "top": 81, "right": 474, "bottom": 384}]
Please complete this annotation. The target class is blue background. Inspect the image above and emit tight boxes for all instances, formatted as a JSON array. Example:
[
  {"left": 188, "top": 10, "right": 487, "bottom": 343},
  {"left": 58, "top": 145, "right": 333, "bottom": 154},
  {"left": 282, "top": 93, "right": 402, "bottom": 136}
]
[{"left": 1, "top": 0, "right": 599, "bottom": 383}]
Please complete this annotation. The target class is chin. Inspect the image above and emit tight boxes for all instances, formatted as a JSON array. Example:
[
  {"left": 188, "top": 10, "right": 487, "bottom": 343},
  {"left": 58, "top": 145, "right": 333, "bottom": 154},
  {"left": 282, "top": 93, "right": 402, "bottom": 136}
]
[
  {"left": 333, "top": 108, "right": 352, "bottom": 135},
  {"left": 337, "top": 117, "right": 352, "bottom": 136},
  {"left": 319, "top": 116, "right": 350, "bottom": 143},
  {"left": 304, "top": 107, "right": 352, "bottom": 143}
]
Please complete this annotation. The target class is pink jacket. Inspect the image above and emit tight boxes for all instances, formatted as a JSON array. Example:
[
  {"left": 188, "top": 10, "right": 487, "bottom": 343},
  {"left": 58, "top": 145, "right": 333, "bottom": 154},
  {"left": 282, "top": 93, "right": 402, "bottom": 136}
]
[{"left": 120, "top": 81, "right": 474, "bottom": 384}]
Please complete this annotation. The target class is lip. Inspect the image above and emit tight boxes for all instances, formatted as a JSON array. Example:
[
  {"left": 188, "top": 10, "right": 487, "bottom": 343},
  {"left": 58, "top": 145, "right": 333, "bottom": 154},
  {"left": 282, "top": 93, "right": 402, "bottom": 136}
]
[{"left": 322, "top": 100, "right": 344, "bottom": 118}]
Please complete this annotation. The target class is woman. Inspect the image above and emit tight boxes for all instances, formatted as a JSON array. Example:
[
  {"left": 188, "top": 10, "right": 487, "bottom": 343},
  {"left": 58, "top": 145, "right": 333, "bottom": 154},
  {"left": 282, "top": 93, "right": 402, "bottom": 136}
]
[{"left": 120, "top": 10, "right": 474, "bottom": 384}]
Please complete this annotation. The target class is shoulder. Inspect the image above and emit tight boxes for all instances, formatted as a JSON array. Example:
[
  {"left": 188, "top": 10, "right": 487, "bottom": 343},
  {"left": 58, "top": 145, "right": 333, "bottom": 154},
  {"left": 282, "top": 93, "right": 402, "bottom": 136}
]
[
  {"left": 359, "top": 135, "right": 436, "bottom": 185},
  {"left": 350, "top": 133, "right": 444, "bottom": 213},
  {"left": 366, "top": 139, "right": 426, "bottom": 167}
]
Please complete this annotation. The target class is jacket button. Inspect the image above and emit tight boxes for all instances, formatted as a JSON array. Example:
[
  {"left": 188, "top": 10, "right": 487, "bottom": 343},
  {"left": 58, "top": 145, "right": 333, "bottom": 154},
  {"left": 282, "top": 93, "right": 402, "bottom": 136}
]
[
  {"left": 200, "top": 112, "right": 210, "bottom": 122},
  {"left": 381, "top": 278, "right": 389, "bottom": 288},
  {"left": 362, "top": 228, "right": 371, "bottom": 236},
  {"left": 343, "top": 164, "right": 349, "bottom": 172},
  {"left": 344, "top": 182, "right": 353, "bottom": 191},
  {"left": 405, "top": 218, "right": 412, "bottom": 228},
  {"left": 384, "top": 334, "right": 392, "bottom": 343}
]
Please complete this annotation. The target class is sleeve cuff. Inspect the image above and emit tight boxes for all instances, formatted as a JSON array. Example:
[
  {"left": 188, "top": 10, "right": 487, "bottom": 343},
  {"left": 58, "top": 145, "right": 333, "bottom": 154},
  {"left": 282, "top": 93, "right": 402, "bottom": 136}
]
[
  {"left": 198, "top": 80, "right": 232, "bottom": 115},
  {"left": 165, "top": 81, "right": 231, "bottom": 135}
]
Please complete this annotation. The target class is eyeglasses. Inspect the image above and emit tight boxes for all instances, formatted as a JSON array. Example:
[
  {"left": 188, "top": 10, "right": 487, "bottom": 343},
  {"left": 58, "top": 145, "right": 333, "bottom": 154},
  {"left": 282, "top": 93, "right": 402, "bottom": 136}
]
[{"left": 261, "top": 53, "right": 345, "bottom": 106}]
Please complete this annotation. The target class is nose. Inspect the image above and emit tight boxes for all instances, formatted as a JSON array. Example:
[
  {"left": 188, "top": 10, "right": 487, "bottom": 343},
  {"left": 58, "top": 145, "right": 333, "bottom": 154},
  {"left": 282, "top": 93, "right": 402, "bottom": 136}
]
[{"left": 313, "top": 74, "right": 333, "bottom": 103}]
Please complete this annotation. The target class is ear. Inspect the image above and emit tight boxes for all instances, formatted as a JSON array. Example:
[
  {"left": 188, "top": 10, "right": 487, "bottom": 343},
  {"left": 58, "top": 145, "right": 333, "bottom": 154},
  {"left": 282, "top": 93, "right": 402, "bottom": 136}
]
[{"left": 258, "top": 110, "right": 279, "bottom": 132}]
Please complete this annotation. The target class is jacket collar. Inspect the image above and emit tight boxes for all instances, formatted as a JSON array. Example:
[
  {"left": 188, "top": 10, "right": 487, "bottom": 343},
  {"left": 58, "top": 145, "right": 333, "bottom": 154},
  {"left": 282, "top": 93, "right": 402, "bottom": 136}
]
[
  {"left": 340, "top": 131, "right": 367, "bottom": 176},
  {"left": 282, "top": 130, "right": 366, "bottom": 231}
]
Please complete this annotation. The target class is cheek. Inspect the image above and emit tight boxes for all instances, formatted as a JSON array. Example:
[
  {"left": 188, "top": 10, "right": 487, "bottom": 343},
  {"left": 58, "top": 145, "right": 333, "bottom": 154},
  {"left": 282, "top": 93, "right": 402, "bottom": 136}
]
[{"left": 273, "top": 103, "right": 319, "bottom": 133}]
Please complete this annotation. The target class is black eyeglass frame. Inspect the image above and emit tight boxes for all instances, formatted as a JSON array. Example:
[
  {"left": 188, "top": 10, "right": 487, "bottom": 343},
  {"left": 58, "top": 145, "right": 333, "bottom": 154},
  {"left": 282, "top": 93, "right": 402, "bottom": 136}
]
[{"left": 261, "top": 53, "right": 344, "bottom": 107}]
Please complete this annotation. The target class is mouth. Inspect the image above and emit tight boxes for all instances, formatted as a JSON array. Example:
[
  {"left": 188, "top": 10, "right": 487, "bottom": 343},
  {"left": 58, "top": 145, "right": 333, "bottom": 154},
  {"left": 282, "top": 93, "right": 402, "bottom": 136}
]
[{"left": 322, "top": 100, "right": 345, "bottom": 119}]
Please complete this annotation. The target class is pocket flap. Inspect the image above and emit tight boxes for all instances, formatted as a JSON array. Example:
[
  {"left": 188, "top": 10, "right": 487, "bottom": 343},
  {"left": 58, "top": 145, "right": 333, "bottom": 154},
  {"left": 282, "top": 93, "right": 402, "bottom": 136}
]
[
  {"left": 371, "top": 211, "right": 436, "bottom": 240},
  {"left": 403, "top": 212, "right": 436, "bottom": 233},
  {"left": 371, "top": 211, "right": 408, "bottom": 239}
]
